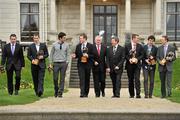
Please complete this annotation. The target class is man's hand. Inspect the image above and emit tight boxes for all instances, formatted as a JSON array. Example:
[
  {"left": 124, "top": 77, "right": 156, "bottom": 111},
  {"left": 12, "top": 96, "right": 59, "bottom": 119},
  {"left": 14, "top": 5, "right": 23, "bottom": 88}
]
[
  {"left": 71, "top": 53, "right": 76, "bottom": 58},
  {"left": 115, "top": 66, "right": 119, "bottom": 70},
  {"left": 145, "top": 59, "right": 151, "bottom": 65},
  {"left": 94, "top": 61, "right": 99, "bottom": 66},
  {"left": 106, "top": 68, "right": 110, "bottom": 73}
]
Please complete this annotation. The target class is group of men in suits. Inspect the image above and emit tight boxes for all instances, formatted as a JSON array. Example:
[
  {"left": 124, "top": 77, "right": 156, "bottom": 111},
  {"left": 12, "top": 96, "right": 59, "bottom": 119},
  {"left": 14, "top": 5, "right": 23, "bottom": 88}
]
[
  {"left": 72, "top": 33, "right": 176, "bottom": 99},
  {"left": 1, "top": 33, "right": 176, "bottom": 99},
  {"left": 1, "top": 33, "right": 49, "bottom": 97}
]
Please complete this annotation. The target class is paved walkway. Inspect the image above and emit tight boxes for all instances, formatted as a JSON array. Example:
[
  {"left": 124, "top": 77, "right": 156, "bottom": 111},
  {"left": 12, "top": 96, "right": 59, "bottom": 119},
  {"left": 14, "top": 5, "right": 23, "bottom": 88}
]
[{"left": 0, "top": 88, "right": 180, "bottom": 113}]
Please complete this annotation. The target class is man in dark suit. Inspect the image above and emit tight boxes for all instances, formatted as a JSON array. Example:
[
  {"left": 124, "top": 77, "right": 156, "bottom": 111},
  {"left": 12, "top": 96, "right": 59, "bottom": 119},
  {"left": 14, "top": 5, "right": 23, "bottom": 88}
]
[
  {"left": 142, "top": 35, "right": 157, "bottom": 98},
  {"left": 72, "top": 33, "right": 93, "bottom": 98},
  {"left": 27, "top": 33, "right": 49, "bottom": 97},
  {"left": 125, "top": 34, "right": 144, "bottom": 98},
  {"left": 1, "top": 34, "right": 25, "bottom": 95},
  {"left": 156, "top": 35, "right": 176, "bottom": 98},
  {"left": 92, "top": 35, "right": 107, "bottom": 97},
  {"left": 106, "top": 37, "right": 125, "bottom": 98}
]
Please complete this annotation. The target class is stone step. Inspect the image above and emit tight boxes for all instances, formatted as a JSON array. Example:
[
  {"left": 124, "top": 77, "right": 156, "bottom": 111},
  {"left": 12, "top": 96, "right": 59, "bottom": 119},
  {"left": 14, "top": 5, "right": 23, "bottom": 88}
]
[{"left": 0, "top": 112, "right": 179, "bottom": 120}]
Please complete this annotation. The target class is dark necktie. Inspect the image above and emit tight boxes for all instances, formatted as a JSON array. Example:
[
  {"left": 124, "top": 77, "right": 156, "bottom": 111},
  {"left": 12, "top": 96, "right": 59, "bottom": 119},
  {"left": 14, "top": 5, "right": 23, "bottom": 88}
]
[{"left": 113, "top": 46, "right": 116, "bottom": 55}]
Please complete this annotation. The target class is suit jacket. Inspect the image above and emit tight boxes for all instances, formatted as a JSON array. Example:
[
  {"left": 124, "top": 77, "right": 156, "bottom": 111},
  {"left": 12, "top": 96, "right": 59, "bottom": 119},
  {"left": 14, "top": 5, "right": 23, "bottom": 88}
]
[
  {"left": 1, "top": 43, "right": 25, "bottom": 70},
  {"left": 142, "top": 44, "right": 157, "bottom": 69},
  {"left": 92, "top": 44, "right": 107, "bottom": 72},
  {"left": 75, "top": 42, "right": 94, "bottom": 67},
  {"left": 125, "top": 43, "right": 144, "bottom": 69},
  {"left": 156, "top": 44, "right": 176, "bottom": 72},
  {"left": 106, "top": 45, "right": 125, "bottom": 72},
  {"left": 27, "top": 43, "right": 49, "bottom": 69}
]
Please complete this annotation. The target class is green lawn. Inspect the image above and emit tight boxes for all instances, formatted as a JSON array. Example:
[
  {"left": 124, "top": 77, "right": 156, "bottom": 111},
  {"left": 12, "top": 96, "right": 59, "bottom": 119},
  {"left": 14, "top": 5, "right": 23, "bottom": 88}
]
[
  {"left": 0, "top": 58, "right": 55, "bottom": 106},
  {"left": 153, "top": 58, "right": 180, "bottom": 103}
]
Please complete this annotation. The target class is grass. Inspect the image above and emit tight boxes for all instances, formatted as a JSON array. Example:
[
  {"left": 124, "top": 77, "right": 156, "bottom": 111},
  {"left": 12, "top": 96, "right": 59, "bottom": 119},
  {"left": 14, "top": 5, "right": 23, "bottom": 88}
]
[
  {"left": 153, "top": 58, "right": 180, "bottom": 103},
  {"left": 0, "top": 57, "right": 58, "bottom": 106}
]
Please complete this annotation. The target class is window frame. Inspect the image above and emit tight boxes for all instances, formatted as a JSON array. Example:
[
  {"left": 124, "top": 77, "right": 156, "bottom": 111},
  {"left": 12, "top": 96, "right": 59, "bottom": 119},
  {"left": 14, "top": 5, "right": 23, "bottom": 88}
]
[{"left": 20, "top": 3, "right": 40, "bottom": 42}]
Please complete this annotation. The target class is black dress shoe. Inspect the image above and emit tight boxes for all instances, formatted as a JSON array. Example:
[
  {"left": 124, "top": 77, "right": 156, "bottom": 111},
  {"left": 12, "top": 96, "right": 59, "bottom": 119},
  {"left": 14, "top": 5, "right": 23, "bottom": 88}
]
[
  {"left": 95, "top": 95, "right": 100, "bottom": 98},
  {"left": 130, "top": 96, "right": 134, "bottom": 98},
  {"left": 149, "top": 95, "right": 152, "bottom": 98},
  {"left": 102, "top": 92, "right": 105, "bottom": 97},
  {"left": 144, "top": 95, "right": 148, "bottom": 98},
  {"left": 38, "top": 91, "right": 43, "bottom": 97},
  {"left": 15, "top": 90, "right": 18, "bottom": 95},
  {"left": 80, "top": 95, "right": 84, "bottom": 98},
  {"left": 136, "top": 95, "right": 141, "bottom": 98}
]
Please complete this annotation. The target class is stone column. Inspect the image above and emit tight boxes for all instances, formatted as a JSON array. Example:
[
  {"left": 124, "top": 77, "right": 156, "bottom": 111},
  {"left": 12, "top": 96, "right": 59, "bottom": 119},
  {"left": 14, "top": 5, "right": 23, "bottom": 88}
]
[
  {"left": 125, "top": 0, "right": 131, "bottom": 43},
  {"left": 80, "top": 0, "right": 86, "bottom": 32},
  {"left": 50, "top": 0, "right": 57, "bottom": 41},
  {"left": 155, "top": 0, "right": 162, "bottom": 34}
]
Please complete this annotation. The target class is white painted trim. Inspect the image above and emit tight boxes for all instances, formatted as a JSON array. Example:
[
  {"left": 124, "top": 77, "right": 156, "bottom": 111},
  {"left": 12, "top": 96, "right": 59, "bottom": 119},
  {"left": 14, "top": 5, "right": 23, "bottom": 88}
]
[{"left": 18, "top": 0, "right": 41, "bottom": 3}]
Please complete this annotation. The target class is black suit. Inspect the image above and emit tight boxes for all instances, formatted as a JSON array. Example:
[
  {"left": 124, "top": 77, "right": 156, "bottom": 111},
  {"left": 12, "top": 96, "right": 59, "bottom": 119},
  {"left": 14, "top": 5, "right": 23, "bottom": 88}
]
[
  {"left": 92, "top": 44, "right": 107, "bottom": 97},
  {"left": 142, "top": 45, "right": 157, "bottom": 97},
  {"left": 1, "top": 43, "right": 25, "bottom": 95},
  {"left": 125, "top": 43, "right": 144, "bottom": 97},
  {"left": 27, "top": 43, "right": 49, "bottom": 96},
  {"left": 75, "top": 42, "right": 93, "bottom": 97},
  {"left": 106, "top": 45, "right": 125, "bottom": 97}
]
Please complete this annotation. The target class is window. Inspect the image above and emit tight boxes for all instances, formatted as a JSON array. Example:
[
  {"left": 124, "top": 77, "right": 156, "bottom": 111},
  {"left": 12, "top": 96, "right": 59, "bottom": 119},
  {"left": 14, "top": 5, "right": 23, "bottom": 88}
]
[
  {"left": 93, "top": 5, "right": 117, "bottom": 46},
  {"left": 166, "top": 2, "right": 180, "bottom": 41},
  {"left": 20, "top": 3, "right": 39, "bottom": 42}
]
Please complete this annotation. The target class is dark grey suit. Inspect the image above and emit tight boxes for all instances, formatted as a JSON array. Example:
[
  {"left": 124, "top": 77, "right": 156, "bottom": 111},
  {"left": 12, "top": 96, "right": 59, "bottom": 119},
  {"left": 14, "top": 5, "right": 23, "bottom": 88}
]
[
  {"left": 106, "top": 45, "right": 125, "bottom": 97},
  {"left": 27, "top": 43, "right": 49, "bottom": 96},
  {"left": 1, "top": 43, "right": 25, "bottom": 95},
  {"left": 156, "top": 44, "right": 176, "bottom": 97}
]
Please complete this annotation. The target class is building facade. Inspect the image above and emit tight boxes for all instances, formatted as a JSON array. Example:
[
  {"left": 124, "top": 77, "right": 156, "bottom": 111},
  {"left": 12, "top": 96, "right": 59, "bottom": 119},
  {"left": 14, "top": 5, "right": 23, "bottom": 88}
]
[{"left": 0, "top": 0, "right": 180, "bottom": 45}]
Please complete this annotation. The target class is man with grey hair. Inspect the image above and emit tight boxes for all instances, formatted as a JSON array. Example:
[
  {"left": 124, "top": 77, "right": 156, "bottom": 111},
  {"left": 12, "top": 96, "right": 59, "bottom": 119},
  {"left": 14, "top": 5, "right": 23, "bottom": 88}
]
[
  {"left": 106, "top": 36, "right": 125, "bottom": 98},
  {"left": 92, "top": 35, "right": 107, "bottom": 97}
]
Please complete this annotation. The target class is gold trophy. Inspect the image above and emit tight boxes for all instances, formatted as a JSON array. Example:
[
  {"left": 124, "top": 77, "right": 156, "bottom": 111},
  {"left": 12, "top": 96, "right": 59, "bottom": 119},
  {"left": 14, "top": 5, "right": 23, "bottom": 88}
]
[
  {"left": 32, "top": 50, "right": 44, "bottom": 65},
  {"left": 160, "top": 51, "right": 175, "bottom": 66},
  {"left": 129, "top": 49, "right": 138, "bottom": 64},
  {"left": 81, "top": 47, "right": 88, "bottom": 63},
  {"left": 147, "top": 51, "right": 156, "bottom": 65}
]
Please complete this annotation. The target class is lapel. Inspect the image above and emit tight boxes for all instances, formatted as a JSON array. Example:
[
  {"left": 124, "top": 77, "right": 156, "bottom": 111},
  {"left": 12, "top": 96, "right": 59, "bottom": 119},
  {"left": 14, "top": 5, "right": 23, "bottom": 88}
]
[
  {"left": 161, "top": 45, "right": 165, "bottom": 58},
  {"left": 166, "top": 45, "right": 171, "bottom": 56},
  {"left": 32, "top": 43, "right": 37, "bottom": 54},
  {"left": 13, "top": 44, "right": 18, "bottom": 55},
  {"left": 7, "top": 43, "right": 12, "bottom": 56}
]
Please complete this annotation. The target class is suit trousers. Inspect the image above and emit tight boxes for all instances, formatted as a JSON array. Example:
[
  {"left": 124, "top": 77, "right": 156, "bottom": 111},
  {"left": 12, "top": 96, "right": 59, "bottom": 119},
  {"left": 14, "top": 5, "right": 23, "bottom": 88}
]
[
  {"left": 31, "top": 65, "right": 45, "bottom": 95},
  {"left": 110, "top": 70, "right": 123, "bottom": 97},
  {"left": 127, "top": 64, "right": 141, "bottom": 97},
  {"left": 159, "top": 68, "right": 172, "bottom": 97},
  {"left": 6, "top": 64, "right": 21, "bottom": 95},
  {"left": 53, "top": 62, "right": 68, "bottom": 95},
  {"left": 78, "top": 63, "right": 91, "bottom": 96},
  {"left": 143, "top": 68, "right": 155, "bottom": 97},
  {"left": 93, "top": 69, "right": 105, "bottom": 96}
]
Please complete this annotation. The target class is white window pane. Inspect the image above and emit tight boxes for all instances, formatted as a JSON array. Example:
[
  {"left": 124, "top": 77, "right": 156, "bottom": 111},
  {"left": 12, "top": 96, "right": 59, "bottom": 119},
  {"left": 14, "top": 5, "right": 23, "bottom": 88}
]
[
  {"left": 167, "top": 3, "right": 176, "bottom": 12},
  {"left": 20, "top": 4, "right": 29, "bottom": 13},
  {"left": 167, "top": 15, "right": 176, "bottom": 29},
  {"left": 21, "top": 15, "right": 29, "bottom": 31},
  {"left": 30, "top": 4, "right": 39, "bottom": 13},
  {"left": 30, "top": 15, "right": 39, "bottom": 31}
]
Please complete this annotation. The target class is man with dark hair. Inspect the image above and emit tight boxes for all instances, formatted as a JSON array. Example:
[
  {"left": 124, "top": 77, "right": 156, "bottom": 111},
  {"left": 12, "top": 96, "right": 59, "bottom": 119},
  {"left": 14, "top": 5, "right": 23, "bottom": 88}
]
[
  {"left": 49, "top": 32, "right": 70, "bottom": 98},
  {"left": 125, "top": 34, "right": 144, "bottom": 98},
  {"left": 92, "top": 35, "right": 107, "bottom": 97},
  {"left": 156, "top": 35, "right": 176, "bottom": 98},
  {"left": 1, "top": 34, "right": 25, "bottom": 95},
  {"left": 72, "top": 33, "right": 93, "bottom": 98},
  {"left": 106, "top": 36, "right": 125, "bottom": 98},
  {"left": 27, "top": 33, "right": 49, "bottom": 97},
  {"left": 142, "top": 35, "right": 157, "bottom": 98}
]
